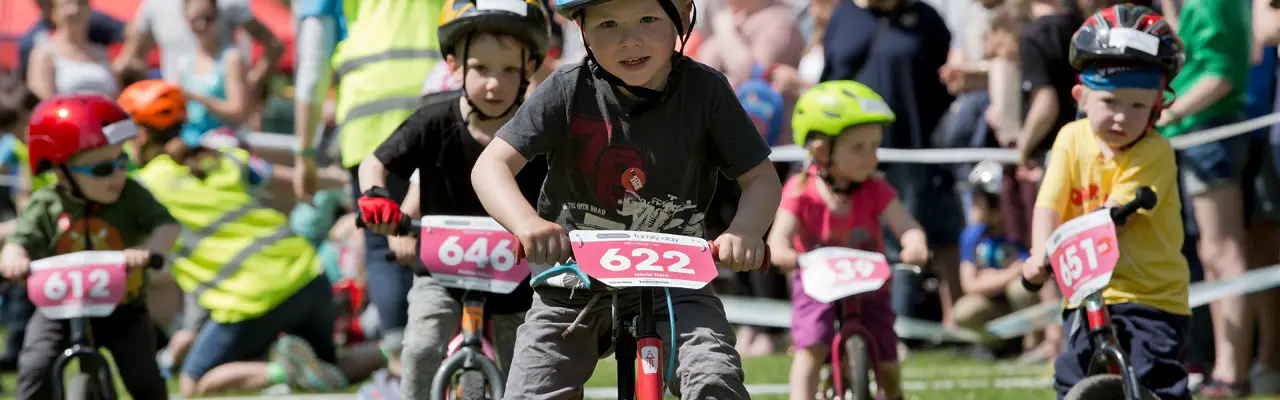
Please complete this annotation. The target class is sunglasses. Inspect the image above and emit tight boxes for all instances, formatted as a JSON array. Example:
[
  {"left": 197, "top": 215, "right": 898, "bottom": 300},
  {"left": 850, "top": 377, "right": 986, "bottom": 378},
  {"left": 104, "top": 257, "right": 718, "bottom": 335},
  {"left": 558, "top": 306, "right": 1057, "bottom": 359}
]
[{"left": 67, "top": 154, "right": 128, "bottom": 178}]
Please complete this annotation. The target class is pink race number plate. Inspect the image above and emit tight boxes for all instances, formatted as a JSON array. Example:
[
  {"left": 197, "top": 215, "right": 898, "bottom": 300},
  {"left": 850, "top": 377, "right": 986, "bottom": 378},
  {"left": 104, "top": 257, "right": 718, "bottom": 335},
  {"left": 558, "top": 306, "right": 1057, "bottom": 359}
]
[
  {"left": 568, "top": 230, "right": 718, "bottom": 289},
  {"left": 26, "top": 251, "right": 128, "bottom": 320},
  {"left": 1048, "top": 209, "right": 1120, "bottom": 308},
  {"left": 418, "top": 216, "right": 530, "bottom": 294},
  {"left": 797, "top": 247, "right": 892, "bottom": 303}
]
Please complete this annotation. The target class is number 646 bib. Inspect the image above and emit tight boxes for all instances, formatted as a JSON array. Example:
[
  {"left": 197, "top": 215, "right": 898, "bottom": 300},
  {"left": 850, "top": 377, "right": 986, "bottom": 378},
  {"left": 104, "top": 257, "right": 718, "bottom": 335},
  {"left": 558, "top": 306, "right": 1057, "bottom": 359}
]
[
  {"left": 1047, "top": 209, "right": 1120, "bottom": 308},
  {"left": 417, "top": 216, "right": 530, "bottom": 294}
]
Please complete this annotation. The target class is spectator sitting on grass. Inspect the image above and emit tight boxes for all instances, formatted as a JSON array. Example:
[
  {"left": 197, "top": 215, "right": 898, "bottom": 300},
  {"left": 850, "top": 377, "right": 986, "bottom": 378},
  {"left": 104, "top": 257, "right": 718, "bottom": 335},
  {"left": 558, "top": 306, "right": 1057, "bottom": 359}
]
[{"left": 952, "top": 161, "right": 1038, "bottom": 361}]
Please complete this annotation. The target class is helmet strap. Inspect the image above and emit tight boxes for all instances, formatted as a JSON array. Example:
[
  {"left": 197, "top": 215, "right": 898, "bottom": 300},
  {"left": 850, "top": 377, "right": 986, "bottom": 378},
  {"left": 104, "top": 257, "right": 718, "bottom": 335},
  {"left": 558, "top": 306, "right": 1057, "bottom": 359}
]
[{"left": 816, "top": 141, "right": 863, "bottom": 196}]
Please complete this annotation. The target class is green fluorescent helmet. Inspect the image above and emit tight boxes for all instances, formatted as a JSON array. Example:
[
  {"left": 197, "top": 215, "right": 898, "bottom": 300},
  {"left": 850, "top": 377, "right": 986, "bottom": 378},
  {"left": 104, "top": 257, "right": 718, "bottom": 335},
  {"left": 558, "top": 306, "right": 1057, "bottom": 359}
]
[{"left": 790, "top": 80, "right": 896, "bottom": 147}]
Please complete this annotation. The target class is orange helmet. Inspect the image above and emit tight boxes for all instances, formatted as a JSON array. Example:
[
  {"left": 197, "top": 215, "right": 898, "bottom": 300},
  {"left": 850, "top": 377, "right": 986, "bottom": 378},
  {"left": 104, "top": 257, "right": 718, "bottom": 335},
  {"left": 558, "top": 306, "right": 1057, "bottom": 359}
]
[{"left": 118, "top": 80, "right": 187, "bottom": 131}]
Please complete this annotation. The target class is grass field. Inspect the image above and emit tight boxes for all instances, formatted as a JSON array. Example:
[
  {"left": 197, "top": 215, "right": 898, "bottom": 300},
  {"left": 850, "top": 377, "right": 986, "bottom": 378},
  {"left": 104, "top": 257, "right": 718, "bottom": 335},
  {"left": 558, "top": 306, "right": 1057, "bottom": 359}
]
[{"left": 3, "top": 348, "right": 1280, "bottom": 399}]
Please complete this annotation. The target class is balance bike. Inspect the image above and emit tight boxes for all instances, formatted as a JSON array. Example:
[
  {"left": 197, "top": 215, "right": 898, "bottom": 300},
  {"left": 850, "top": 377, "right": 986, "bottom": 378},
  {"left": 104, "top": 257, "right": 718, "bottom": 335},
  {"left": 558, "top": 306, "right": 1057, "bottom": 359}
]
[
  {"left": 26, "top": 251, "right": 164, "bottom": 400},
  {"left": 1022, "top": 187, "right": 1159, "bottom": 400},
  {"left": 798, "top": 248, "right": 925, "bottom": 400},
  {"left": 562, "top": 229, "right": 767, "bottom": 400},
  {"left": 361, "top": 215, "right": 527, "bottom": 400}
]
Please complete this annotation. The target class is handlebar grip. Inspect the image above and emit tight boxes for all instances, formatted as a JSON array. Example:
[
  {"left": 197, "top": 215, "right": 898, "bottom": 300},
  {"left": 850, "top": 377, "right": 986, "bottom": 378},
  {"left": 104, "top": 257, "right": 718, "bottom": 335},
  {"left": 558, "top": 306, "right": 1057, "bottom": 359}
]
[
  {"left": 147, "top": 254, "right": 165, "bottom": 270},
  {"left": 355, "top": 213, "right": 416, "bottom": 236},
  {"left": 1109, "top": 186, "right": 1157, "bottom": 226},
  {"left": 708, "top": 242, "right": 772, "bottom": 269},
  {"left": 1020, "top": 255, "right": 1052, "bottom": 292}
]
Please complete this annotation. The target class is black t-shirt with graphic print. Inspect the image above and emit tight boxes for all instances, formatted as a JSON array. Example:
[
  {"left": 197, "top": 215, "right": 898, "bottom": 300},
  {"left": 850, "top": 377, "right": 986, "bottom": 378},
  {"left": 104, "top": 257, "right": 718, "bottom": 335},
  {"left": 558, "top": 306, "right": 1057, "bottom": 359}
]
[
  {"left": 374, "top": 90, "right": 545, "bottom": 315},
  {"left": 497, "top": 56, "right": 773, "bottom": 280}
]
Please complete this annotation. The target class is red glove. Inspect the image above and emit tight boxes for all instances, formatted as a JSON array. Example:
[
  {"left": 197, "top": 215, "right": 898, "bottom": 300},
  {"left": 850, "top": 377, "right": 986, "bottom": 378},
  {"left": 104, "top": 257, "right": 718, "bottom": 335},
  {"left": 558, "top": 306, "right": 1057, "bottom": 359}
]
[{"left": 357, "top": 187, "right": 403, "bottom": 225}]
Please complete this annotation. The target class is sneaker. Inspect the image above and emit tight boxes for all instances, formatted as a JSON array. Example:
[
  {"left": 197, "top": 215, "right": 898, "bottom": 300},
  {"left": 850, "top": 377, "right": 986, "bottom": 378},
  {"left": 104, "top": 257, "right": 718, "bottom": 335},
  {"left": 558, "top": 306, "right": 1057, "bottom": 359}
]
[
  {"left": 1195, "top": 378, "right": 1249, "bottom": 398},
  {"left": 271, "top": 335, "right": 349, "bottom": 391},
  {"left": 1251, "top": 364, "right": 1280, "bottom": 395},
  {"left": 356, "top": 369, "right": 402, "bottom": 400}
]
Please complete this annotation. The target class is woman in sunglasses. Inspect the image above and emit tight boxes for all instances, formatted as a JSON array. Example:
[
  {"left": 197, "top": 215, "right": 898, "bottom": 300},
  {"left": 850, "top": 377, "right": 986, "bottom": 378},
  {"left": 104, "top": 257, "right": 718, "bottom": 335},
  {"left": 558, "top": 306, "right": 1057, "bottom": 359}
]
[{"left": 178, "top": 0, "right": 252, "bottom": 150}]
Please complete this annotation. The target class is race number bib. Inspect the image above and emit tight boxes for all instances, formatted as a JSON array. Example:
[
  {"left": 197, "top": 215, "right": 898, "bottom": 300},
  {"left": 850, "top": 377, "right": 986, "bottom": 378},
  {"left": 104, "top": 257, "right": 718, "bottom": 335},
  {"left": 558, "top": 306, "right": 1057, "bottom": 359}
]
[
  {"left": 26, "top": 251, "right": 128, "bottom": 319},
  {"left": 798, "top": 247, "right": 892, "bottom": 303},
  {"left": 568, "top": 230, "right": 718, "bottom": 289},
  {"left": 418, "top": 216, "right": 530, "bottom": 294},
  {"left": 1048, "top": 209, "right": 1120, "bottom": 308}
]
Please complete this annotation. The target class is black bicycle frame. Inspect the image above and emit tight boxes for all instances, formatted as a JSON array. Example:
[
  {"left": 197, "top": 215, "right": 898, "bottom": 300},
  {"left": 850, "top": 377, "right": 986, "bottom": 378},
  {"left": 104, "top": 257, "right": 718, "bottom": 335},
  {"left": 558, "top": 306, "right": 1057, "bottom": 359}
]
[{"left": 51, "top": 316, "right": 116, "bottom": 400}]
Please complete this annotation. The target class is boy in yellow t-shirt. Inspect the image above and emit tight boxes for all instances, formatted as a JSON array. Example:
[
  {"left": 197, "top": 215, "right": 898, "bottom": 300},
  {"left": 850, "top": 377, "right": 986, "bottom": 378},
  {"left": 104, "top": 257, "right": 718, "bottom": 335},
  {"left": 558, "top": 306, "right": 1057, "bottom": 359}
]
[{"left": 1019, "top": 6, "right": 1191, "bottom": 400}]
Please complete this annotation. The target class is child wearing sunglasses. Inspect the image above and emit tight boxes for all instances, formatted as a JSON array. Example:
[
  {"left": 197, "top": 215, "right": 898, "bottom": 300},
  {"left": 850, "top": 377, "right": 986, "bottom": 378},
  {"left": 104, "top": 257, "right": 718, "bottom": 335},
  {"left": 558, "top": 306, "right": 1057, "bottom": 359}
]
[{"left": 0, "top": 94, "right": 181, "bottom": 399}]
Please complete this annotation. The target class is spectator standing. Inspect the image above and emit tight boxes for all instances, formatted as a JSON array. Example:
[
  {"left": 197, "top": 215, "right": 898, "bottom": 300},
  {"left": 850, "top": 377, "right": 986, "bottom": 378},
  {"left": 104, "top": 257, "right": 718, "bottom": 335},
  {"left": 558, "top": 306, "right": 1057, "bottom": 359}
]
[
  {"left": 1153, "top": 0, "right": 1252, "bottom": 396},
  {"left": 1257, "top": 0, "right": 1280, "bottom": 393},
  {"left": 820, "top": 0, "right": 963, "bottom": 329},
  {"left": 16, "top": 0, "right": 125, "bottom": 81},
  {"left": 292, "top": 0, "right": 449, "bottom": 385},
  {"left": 113, "top": 0, "right": 282, "bottom": 93},
  {"left": 177, "top": 0, "right": 253, "bottom": 147},
  {"left": 25, "top": 0, "right": 120, "bottom": 99}
]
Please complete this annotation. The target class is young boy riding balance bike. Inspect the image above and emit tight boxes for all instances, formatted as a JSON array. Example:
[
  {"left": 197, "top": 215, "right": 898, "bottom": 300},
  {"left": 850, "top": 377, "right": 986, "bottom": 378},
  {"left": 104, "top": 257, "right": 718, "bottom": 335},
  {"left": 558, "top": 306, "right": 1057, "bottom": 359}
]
[
  {"left": 1019, "top": 5, "right": 1191, "bottom": 400},
  {"left": 469, "top": 0, "right": 784, "bottom": 395}
]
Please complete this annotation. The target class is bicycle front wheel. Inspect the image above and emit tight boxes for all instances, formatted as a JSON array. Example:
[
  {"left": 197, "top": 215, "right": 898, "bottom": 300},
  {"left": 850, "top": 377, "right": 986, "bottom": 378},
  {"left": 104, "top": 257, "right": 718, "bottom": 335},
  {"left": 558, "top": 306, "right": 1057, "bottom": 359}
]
[
  {"left": 455, "top": 370, "right": 488, "bottom": 400},
  {"left": 1064, "top": 375, "right": 1159, "bottom": 400},
  {"left": 841, "top": 335, "right": 873, "bottom": 400}
]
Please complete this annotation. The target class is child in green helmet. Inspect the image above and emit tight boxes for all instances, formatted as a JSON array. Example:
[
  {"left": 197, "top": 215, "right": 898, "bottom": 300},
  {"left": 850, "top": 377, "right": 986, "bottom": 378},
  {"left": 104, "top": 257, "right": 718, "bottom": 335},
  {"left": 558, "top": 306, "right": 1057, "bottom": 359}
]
[{"left": 767, "top": 80, "right": 929, "bottom": 400}]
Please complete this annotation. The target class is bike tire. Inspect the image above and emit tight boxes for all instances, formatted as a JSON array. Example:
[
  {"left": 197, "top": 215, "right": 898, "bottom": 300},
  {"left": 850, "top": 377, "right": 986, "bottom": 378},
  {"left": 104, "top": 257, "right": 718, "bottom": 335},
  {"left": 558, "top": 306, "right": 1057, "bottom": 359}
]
[
  {"left": 65, "top": 372, "right": 95, "bottom": 400},
  {"left": 456, "top": 370, "right": 488, "bottom": 400},
  {"left": 1063, "top": 375, "right": 1159, "bottom": 400},
  {"left": 842, "top": 336, "right": 873, "bottom": 400}
]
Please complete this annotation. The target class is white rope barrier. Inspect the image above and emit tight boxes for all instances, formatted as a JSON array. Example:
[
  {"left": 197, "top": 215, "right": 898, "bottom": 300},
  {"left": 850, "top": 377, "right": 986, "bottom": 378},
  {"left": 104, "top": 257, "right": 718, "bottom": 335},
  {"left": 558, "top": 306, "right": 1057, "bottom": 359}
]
[
  {"left": 765, "top": 111, "right": 1280, "bottom": 164},
  {"left": 243, "top": 111, "right": 1280, "bottom": 165}
]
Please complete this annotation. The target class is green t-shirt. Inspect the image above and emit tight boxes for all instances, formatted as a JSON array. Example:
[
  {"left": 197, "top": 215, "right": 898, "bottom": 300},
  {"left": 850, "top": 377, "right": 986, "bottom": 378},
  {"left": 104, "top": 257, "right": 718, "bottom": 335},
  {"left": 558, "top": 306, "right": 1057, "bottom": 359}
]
[
  {"left": 1160, "top": 0, "right": 1251, "bottom": 137},
  {"left": 9, "top": 180, "right": 178, "bottom": 304}
]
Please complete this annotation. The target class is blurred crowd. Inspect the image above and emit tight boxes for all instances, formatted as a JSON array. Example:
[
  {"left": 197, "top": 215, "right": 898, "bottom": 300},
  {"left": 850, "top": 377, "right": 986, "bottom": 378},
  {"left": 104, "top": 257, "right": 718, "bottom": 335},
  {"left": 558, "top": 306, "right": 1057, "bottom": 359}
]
[{"left": 1, "top": 0, "right": 1279, "bottom": 398}]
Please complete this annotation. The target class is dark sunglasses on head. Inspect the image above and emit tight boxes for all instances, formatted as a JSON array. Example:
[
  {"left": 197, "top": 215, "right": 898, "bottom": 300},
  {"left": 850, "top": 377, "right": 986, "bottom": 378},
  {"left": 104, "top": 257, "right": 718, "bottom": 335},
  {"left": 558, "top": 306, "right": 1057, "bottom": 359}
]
[{"left": 67, "top": 154, "right": 128, "bottom": 178}]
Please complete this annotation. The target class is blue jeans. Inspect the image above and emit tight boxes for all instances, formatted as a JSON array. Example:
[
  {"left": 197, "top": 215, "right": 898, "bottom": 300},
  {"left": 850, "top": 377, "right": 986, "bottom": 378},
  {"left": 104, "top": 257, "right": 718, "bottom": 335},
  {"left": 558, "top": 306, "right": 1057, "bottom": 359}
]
[
  {"left": 181, "top": 275, "right": 337, "bottom": 379},
  {"left": 348, "top": 167, "right": 414, "bottom": 335}
]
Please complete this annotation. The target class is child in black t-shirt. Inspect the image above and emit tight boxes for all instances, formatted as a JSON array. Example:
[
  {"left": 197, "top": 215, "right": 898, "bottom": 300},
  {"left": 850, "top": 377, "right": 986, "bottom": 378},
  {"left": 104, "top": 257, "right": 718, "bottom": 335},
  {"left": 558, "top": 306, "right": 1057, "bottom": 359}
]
[
  {"left": 354, "top": 0, "right": 552, "bottom": 397},
  {"left": 470, "top": 0, "right": 782, "bottom": 395}
]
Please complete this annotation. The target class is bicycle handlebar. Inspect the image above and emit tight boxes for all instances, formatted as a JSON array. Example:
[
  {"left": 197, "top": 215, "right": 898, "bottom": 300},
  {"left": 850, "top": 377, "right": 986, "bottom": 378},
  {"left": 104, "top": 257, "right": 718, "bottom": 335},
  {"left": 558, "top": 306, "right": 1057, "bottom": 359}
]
[
  {"left": 146, "top": 254, "right": 165, "bottom": 270},
  {"left": 358, "top": 214, "right": 771, "bottom": 269},
  {"left": 1020, "top": 186, "right": 1157, "bottom": 292}
]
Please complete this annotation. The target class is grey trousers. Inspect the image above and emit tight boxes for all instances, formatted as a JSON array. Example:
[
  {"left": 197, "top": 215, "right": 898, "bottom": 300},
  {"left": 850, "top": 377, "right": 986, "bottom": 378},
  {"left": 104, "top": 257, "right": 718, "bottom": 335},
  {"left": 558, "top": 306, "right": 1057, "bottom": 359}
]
[
  {"left": 502, "top": 286, "right": 749, "bottom": 400},
  {"left": 401, "top": 274, "right": 525, "bottom": 399}
]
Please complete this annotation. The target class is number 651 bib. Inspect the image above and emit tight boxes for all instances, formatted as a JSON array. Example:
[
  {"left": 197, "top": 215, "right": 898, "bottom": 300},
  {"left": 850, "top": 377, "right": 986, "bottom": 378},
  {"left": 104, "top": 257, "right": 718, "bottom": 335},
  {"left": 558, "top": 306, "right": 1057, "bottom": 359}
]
[
  {"left": 568, "top": 230, "right": 719, "bottom": 289},
  {"left": 1047, "top": 209, "right": 1120, "bottom": 308}
]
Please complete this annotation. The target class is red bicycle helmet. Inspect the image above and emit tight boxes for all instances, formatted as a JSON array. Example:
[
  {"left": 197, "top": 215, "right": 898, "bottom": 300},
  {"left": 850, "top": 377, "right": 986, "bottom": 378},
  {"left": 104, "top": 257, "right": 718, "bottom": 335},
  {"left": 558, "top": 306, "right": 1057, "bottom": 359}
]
[
  {"left": 1069, "top": 5, "right": 1183, "bottom": 79},
  {"left": 27, "top": 95, "right": 137, "bottom": 174}
]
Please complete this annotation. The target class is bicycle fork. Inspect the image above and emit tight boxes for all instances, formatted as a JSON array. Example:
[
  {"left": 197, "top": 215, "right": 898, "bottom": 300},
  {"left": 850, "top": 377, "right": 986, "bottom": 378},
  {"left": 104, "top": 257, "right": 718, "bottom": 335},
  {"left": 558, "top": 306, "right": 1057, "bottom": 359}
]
[
  {"left": 1082, "top": 293, "right": 1144, "bottom": 400},
  {"left": 51, "top": 317, "right": 116, "bottom": 400},
  {"left": 616, "top": 289, "right": 664, "bottom": 400}
]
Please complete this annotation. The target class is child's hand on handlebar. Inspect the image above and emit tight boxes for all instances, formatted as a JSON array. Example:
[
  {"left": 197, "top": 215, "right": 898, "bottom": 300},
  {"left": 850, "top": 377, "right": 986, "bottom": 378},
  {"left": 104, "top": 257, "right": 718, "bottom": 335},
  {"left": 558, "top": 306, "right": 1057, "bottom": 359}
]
[
  {"left": 123, "top": 249, "right": 154, "bottom": 269},
  {"left": 714, "top": 230, "right": 766, "bottom": 272},
  {"left": 0, "top": 257, "right": 30, "bottom": 280},
  {"left": 513, "top": 216, "right": 571, "bottom": 266},
  {"left": 1022, "top": 253, "right": 1049, "bottom": 285},
  {"left": 899, "top": 244, "right": 930, "bottom": 267},
  {"left": 389, "top": 235, "right": 418, "bottom": 266}
]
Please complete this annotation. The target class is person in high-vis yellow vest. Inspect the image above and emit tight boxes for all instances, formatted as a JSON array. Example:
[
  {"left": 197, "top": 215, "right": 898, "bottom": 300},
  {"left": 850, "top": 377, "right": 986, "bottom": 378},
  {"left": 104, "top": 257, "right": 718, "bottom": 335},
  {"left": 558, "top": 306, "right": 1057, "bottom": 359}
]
[
  {"left": 292, "top": 0, "right": 446, "bottom": 379},
  {"left": 118, "top": 80, "right": 385, "bottom": 397}
]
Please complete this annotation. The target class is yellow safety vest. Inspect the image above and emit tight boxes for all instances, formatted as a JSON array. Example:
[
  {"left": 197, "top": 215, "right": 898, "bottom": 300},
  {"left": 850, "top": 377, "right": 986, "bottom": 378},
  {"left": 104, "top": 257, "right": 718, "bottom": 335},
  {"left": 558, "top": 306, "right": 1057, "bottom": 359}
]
[
  {"left": 135, "top": 149, "right": 322, "bottom": 323},
  {"left": 333, "top": 0, "right": 444, "bottom": 167}
]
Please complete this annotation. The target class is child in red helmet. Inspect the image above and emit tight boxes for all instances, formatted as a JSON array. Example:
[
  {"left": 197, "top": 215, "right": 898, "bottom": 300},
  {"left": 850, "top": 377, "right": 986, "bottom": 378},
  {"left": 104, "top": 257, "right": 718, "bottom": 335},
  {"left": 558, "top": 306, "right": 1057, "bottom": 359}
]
[{"left": 0, "top": 94, "right": 181, "bottom": 399}]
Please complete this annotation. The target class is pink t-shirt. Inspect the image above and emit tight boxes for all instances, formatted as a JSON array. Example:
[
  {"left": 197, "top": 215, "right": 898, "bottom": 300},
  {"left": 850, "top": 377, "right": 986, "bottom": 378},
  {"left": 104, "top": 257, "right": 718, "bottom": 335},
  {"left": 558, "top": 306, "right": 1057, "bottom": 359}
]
[{"left": 780, "top": 173, "right": 898, "bottom": 255}]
